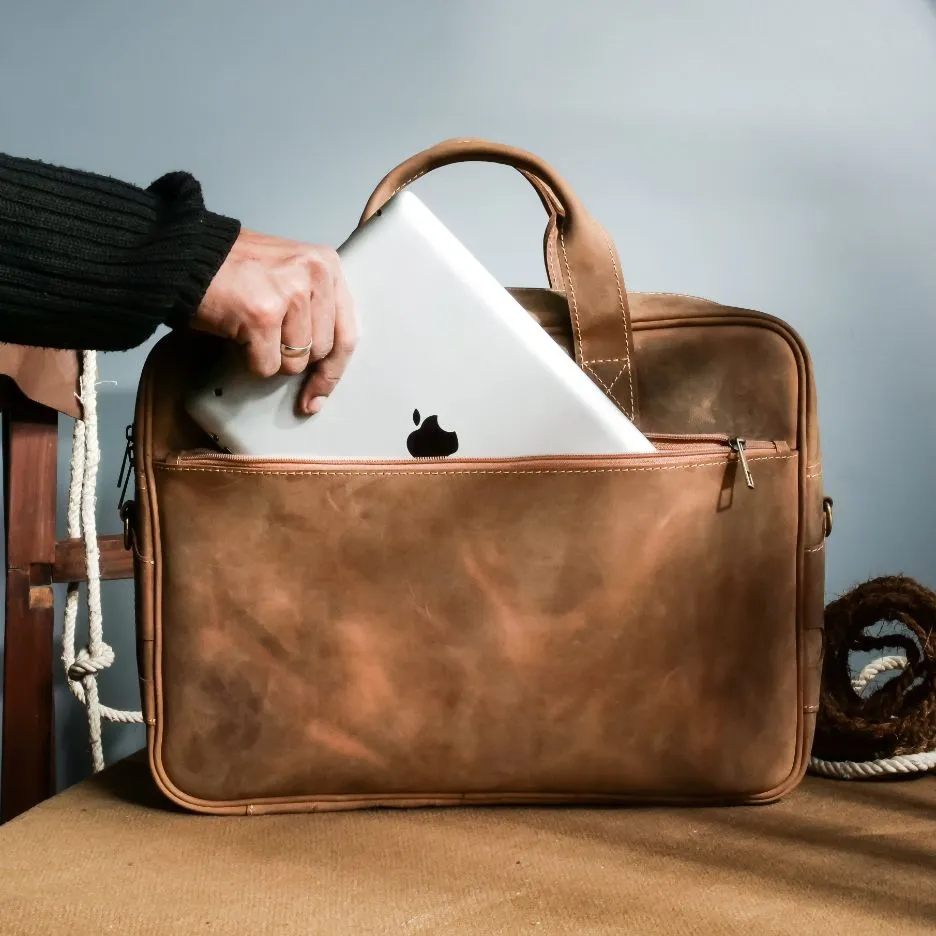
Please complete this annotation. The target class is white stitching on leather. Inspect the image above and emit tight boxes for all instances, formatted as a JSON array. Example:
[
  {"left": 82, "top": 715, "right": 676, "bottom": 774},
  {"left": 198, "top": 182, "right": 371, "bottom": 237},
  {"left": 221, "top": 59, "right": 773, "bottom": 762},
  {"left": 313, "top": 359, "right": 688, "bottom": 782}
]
[
  {"left": 558, "top": 231, "right": 584, "bottom": 367},
  {"left": 157, "top": 453, "right": 795, "bottom": 478},
  {"left": 546, "top": 226, "right": 560, "bottom": 288},
  {"left": 581, "top": 359, "right": 629, "bottom": 420},
  {"left": 605, "top": 361, "right": 629, "bottom": 395},
  {"left": 605, "top": 234, "right": 636, "bottom": 420},
  {"left": 582, "top": 362, "right": 618, "bottom": 399},
  {"left": 556, "top": 230, "right": 636, "bottom": 419},
  {"left": 390, "top": 168, "right": 429, "bottom": 197}
]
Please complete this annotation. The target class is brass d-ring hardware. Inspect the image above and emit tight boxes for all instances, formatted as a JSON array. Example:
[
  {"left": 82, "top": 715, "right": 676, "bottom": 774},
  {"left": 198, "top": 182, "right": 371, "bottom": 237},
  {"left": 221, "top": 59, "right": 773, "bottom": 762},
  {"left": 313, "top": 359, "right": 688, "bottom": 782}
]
[{"left": 823, "top": 496, "right": 834, "bottom": 538}]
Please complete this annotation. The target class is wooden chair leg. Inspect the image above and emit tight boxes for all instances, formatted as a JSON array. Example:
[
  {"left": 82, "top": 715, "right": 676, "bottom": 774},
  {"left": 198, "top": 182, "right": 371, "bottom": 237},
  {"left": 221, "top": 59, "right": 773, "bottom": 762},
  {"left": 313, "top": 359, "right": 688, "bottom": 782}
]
[{"left": 1, "top": 389, "right": 58, "bottom": 823}]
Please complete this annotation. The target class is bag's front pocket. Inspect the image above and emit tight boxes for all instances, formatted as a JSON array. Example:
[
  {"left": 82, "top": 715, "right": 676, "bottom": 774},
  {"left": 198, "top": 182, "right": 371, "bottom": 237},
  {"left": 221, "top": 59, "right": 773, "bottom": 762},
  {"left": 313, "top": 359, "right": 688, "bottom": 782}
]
[{"left": 148, "top": 439, "right": 802, "bottom": 812}]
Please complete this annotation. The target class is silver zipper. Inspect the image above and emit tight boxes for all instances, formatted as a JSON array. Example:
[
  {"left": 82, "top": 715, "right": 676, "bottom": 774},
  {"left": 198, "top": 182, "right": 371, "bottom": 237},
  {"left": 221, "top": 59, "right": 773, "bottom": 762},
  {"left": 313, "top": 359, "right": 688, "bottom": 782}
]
[{"left": 728, "top": 438, "right": 755, "bottom": 490}]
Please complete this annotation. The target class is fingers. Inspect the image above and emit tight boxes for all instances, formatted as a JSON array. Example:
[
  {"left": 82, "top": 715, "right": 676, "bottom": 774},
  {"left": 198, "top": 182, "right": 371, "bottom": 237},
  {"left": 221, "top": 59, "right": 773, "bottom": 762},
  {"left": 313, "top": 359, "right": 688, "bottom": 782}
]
[
  {"left": 192, "top": 229, "right": 354, "bottom": 403},
  {"left": 306, "top": 250, "right": 337, "bottom": 363},
  {"left": 278, "top": 288, "right": 312, "bottom": 376},
  {"left": 279, "top": 248, "right": 336, "bottom": 378},
  {"left": 246, "top": 248, "right": 337, "bottom": 381},
  {"left": 243, "top": 296, "right": 283, "bottom": 378},
  {"left": 299, "top": 268, "right": 358, "bottom": 415}
]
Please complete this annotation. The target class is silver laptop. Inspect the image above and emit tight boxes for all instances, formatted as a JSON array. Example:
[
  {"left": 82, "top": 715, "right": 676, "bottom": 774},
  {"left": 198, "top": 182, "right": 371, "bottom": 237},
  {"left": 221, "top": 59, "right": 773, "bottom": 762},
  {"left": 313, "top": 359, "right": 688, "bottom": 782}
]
[{"left": 185, "top": 191, "right": 654, "bottom": 460}]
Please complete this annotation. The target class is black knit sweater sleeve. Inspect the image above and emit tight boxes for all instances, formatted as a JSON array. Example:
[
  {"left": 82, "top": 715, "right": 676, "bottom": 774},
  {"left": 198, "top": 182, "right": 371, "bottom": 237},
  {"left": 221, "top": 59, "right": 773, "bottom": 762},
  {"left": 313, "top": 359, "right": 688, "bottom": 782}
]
[{"left": 0, "top": 153, "right": 241, "bottom": 351}]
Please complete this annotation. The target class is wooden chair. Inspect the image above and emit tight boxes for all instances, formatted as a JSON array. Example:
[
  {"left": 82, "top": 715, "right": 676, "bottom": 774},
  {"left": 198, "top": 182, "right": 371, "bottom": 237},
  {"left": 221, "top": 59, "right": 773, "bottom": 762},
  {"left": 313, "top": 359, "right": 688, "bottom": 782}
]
[{"left": 0, "top": 348, "right": 133, "bottom": 823}]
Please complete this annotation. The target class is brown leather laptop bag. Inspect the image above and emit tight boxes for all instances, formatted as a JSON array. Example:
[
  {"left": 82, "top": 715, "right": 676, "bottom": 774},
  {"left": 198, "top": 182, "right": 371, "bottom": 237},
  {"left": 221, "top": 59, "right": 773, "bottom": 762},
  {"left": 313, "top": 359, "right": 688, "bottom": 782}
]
[{"left": 128, "top": 139, "right": 829, "bottom": 815}]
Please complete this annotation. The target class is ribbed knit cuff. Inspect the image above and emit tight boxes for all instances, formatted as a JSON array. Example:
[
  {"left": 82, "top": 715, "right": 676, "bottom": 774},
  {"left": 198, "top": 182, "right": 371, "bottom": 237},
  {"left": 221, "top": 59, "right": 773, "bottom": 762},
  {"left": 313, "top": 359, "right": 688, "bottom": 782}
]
[
  {"left": 166, "top": 209, "right": 241, "bottom": 328},
  {"left": 0, "top": 153, "right": 242, "bottom": 351},
  {"left": 145, "top": 171, "right": 241, "bottom": 329}
]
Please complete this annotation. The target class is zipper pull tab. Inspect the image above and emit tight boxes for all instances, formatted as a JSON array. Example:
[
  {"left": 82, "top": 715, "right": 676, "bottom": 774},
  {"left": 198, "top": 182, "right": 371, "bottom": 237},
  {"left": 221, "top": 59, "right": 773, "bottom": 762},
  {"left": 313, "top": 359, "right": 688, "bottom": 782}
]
[
  {"left": 118, "top": 424, "right": 134, "bottom": 509},
  {"left": 729, "top": 437, "right": 755, "bottom": 490}
]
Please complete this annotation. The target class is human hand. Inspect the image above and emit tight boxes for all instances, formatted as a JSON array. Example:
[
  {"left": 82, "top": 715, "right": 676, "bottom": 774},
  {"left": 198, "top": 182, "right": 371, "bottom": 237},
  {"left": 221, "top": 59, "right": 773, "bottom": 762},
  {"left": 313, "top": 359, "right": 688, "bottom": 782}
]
[{"left": 193, "top": 229, "right": 357, "bottom": 415}]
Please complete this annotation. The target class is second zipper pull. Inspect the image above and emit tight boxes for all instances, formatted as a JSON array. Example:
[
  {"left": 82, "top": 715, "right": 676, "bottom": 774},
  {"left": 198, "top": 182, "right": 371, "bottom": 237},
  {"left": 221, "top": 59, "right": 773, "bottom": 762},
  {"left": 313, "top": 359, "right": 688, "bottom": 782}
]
[{"left": 729, "top": 438, "right": 755, "bottom": 490}]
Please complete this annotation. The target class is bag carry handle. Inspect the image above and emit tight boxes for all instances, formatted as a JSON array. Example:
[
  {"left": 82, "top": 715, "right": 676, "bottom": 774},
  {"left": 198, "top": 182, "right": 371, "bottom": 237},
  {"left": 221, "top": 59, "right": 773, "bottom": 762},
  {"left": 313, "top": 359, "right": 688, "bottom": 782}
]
[{"left": 359, "top": 138, "right": 640, "bottom": 422}]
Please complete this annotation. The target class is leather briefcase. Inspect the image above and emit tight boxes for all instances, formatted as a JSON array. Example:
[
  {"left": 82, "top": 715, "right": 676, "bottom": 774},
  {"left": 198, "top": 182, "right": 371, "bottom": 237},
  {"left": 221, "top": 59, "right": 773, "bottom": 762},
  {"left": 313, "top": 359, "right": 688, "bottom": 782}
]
[{"left": 128, "top": 139, "right": 829, "bottom": 815}]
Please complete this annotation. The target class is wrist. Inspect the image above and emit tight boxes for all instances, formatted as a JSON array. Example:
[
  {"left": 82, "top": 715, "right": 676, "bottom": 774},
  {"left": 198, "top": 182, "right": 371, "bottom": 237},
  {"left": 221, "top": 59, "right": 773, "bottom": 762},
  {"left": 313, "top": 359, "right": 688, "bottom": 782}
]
[{"left": 169, "top": 211, "right": 241, "bottom": 328}]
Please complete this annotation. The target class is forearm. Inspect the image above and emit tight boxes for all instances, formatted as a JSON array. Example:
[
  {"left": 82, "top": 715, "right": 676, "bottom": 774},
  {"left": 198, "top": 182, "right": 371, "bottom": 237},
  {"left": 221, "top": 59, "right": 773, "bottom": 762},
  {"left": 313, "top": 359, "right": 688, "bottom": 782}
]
[{"left": 0, "top": 153, "right": 240, "bottom": 351}]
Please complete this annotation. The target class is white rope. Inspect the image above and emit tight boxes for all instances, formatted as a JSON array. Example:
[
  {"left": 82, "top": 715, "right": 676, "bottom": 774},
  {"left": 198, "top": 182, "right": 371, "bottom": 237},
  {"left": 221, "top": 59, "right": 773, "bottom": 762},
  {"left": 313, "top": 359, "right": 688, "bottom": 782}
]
[
  {"left": 810, "top": 749, "right": 936, "bottom": 779},
  {"left": 62, "top": 350, "right": 143, "bottom": 774},
  {"left": 851, "top": 655, "right": 909, "bottom": 695},
  {"left": 808, "top": 653, "right": 936, "bottom": 780}
]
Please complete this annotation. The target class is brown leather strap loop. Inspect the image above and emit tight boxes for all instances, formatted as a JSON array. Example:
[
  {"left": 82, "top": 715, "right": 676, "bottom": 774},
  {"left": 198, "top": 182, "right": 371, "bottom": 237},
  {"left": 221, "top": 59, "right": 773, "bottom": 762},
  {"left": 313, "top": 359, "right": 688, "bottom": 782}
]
[
  {"left": 359, "top": 138, "right": 640, "bottom": 422},
  {"left": 519, "top": 170, "right": 563, "bottom": 292}
]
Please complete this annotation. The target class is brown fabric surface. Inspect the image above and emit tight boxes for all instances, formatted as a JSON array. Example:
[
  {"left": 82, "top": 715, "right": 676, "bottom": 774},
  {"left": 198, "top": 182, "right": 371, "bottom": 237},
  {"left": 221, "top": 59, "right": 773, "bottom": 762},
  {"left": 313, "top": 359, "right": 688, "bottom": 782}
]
[
  {"left": 1, "top": 755, "right": 934, "bottom": 934},
  {"left": 0, "top": 345, "right": 80, "bottom": 417}
]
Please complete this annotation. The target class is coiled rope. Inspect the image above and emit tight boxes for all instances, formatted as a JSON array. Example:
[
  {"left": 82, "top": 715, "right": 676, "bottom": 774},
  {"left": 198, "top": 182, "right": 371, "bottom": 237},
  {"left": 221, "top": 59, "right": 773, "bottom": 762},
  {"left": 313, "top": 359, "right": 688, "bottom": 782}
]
[
  {"left": 809, "top": 575, "right": 936, "bottom": 779},
  {"left": 62, "top": 350, "right": 143, "bottom": 773}
]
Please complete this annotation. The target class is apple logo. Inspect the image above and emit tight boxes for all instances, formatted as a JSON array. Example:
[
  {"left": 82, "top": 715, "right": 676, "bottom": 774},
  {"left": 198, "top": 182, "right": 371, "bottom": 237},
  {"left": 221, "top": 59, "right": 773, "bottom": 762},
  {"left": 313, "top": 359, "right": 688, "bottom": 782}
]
[{"left": 407, "top": 409, "right": 459, "bottom": 458}]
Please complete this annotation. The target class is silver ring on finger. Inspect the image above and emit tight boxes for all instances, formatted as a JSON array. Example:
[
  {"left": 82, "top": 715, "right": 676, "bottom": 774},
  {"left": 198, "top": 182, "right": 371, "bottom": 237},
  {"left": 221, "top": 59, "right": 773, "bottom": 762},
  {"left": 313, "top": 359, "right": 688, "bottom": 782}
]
[{"left": 280, "top": 339, "right": 313, "bottom": 358}]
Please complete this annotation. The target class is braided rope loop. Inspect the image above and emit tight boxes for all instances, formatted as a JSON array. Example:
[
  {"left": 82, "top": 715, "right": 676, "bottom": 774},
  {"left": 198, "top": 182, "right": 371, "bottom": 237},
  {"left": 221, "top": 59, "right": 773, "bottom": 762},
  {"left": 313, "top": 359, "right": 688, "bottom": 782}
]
[{"left": 62, "top": 350, "right": 143, "bottom": 774}]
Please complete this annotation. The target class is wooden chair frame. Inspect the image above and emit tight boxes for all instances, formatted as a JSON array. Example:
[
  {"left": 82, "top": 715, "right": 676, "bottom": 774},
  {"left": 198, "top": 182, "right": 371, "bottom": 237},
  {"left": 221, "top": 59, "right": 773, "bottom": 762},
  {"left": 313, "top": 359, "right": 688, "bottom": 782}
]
[{"left": 1, "top": 383, "right": 132, "bottom": 822}]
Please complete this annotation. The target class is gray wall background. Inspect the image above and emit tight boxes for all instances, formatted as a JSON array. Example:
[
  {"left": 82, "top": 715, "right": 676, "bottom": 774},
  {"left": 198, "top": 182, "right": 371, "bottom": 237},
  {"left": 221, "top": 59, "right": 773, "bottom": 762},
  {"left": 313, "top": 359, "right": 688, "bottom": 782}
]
[{"left": 1, "top": 0, "right": 934, "bottom": 789}]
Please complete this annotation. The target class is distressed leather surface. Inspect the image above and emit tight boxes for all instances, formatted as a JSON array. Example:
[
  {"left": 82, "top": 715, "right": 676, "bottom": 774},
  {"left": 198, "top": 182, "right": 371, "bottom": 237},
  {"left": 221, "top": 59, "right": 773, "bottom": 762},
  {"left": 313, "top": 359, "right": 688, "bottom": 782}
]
[
  {"left": 152, "top": 445, "right": 799, "bottom": 807},
  {"left": 132, "top": 140, "right": 825, "bottom": 814}
]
